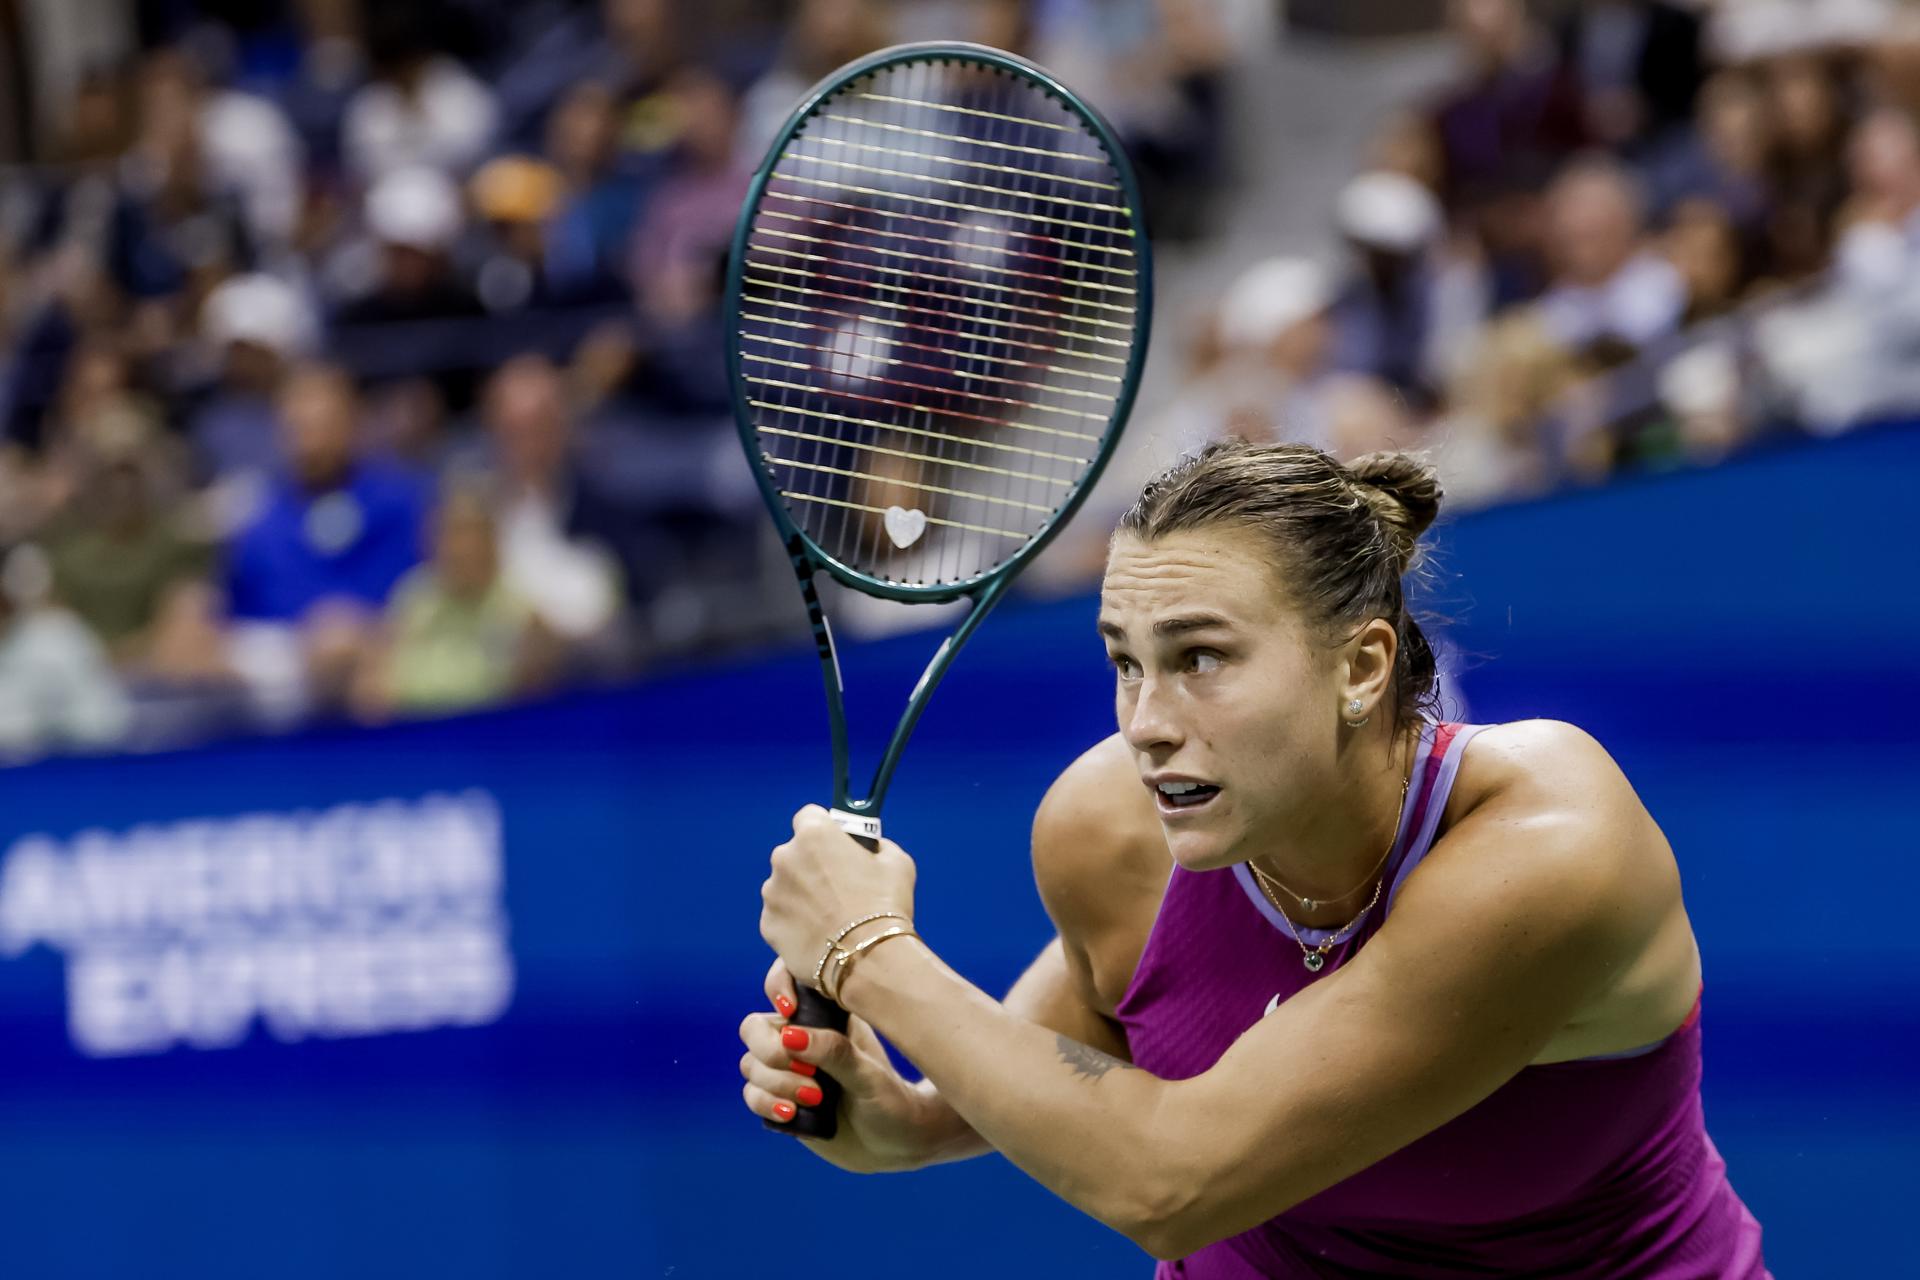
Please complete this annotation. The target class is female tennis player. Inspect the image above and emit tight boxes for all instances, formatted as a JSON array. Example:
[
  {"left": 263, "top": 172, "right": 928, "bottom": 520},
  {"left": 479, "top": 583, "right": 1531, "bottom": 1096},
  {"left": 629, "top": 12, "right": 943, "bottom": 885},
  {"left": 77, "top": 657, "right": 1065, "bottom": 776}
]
[{"left": 741, "top": 439, "right": 1769, "bottom": 1277}]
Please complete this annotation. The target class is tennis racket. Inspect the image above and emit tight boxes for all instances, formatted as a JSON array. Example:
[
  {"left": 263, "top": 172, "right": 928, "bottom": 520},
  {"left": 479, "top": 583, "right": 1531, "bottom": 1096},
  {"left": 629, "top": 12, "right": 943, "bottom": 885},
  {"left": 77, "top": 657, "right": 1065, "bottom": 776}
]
[{"left": 728, "top": 41, "right": 1152, "bottom": 1140}]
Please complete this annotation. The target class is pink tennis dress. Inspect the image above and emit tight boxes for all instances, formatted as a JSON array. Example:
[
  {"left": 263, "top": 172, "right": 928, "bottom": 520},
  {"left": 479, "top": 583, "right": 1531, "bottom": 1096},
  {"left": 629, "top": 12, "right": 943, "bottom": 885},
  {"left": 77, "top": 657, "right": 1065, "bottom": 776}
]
[{"left": 1112, "top": 719, "right": 1770, "bottom": 1278}]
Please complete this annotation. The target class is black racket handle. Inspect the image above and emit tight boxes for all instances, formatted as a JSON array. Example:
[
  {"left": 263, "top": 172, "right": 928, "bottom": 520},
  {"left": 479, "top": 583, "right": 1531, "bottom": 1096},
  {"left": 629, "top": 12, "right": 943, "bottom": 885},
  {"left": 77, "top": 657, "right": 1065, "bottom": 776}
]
[
  {"left": 765, "top": 983, "right": 850, "bottom": 1139},
  {"left": 766, "top": 828, "right": 879, "bottom": 1140}
]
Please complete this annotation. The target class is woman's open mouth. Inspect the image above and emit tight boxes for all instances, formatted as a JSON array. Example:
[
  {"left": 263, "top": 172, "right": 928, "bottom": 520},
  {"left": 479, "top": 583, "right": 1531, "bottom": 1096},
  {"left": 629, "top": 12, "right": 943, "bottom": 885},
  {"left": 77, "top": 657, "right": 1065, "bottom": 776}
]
[{"left": 1153, "top": 780, "right": 1221, "bottom": 815}]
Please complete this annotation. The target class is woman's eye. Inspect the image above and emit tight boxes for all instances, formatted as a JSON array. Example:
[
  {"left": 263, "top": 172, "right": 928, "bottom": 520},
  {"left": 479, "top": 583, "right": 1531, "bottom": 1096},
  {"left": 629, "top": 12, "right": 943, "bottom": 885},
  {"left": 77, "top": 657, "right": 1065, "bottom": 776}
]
[
  {"left": 1186, "top": 651, "right": 1221, "bottom": 674},
  {"left": 1110, "top": 654, "right": 1140, "bottom": 679}
]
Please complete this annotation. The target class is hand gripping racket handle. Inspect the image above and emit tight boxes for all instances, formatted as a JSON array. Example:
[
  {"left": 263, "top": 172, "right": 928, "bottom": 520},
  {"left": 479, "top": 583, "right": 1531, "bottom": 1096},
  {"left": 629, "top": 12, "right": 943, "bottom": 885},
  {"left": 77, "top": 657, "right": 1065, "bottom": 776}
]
[{"left": 766, "top": 817, "right": 880, "bottom": 1140}]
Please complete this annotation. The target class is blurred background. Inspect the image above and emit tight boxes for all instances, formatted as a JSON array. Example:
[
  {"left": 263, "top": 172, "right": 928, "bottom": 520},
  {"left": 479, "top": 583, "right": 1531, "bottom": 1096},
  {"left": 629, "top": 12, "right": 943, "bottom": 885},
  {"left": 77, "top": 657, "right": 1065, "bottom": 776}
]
[{"left": 0, "top": 0, "right": 1913, "bottom": 1275}]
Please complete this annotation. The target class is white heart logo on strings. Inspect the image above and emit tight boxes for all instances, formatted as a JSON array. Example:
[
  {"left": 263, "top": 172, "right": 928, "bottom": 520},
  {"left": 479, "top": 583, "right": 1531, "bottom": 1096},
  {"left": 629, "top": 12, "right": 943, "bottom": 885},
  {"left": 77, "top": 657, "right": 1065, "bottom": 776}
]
[{"left": 884, "top": 506, "right": 928, "bottom": 549}]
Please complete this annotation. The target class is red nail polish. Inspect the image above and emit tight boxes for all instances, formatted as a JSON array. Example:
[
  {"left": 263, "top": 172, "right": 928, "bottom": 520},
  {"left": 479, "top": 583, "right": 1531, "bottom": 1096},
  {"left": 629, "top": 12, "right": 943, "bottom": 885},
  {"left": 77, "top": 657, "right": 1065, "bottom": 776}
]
[
  {"left": 790, "top": 1061, "right": 816, "bottom": 1077},
  {"left": 771, "top": 1101, "right": 796, "bottom": 1122},
  {"left": 781, "top": 1026, "right": 809, "bottom": 1052},
  {"left": 773, "top": 994, "right": 796, "bottom": 1017},
  {"left": 796, "top": 1084, "right": 824, "bottom": 1108}
]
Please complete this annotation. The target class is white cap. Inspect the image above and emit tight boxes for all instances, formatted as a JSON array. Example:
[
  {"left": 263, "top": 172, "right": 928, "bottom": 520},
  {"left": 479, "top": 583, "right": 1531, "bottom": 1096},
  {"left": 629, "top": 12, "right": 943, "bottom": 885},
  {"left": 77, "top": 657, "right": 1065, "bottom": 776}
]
[
  {"left": 201, "top": 273, "right": 316, "bottom": 356},
  {"left": 1218, "top": 257, "right": 1332, "bottom": 351},
  {"left": 1337, "top": 171, "right": 1442, "bottom": 254},
  {"left": 365, "top": 166, "right": 463, "bottom": 251}
]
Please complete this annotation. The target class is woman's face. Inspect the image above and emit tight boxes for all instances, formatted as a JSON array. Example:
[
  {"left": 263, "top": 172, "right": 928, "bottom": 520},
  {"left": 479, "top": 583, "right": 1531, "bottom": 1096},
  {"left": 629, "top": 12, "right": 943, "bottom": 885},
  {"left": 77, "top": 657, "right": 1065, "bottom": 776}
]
[{"left": 1100, "top": 526, "right": 1336, "bottom": 872}]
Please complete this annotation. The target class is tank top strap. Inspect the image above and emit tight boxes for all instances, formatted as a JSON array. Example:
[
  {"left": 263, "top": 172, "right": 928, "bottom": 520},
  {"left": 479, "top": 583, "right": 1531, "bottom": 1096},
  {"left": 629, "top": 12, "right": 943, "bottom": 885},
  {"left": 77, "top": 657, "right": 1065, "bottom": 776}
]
[{"left": 1383, "top": 720, "right": 1492, "bottom": 913}]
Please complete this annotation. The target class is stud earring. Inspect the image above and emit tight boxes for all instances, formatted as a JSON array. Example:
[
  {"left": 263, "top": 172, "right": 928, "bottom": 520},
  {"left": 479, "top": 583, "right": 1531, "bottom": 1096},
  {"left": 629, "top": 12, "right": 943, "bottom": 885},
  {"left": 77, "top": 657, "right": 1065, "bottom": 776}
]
[{"left": 1345, "top": 698, "right": 1369, "bottom": 728}]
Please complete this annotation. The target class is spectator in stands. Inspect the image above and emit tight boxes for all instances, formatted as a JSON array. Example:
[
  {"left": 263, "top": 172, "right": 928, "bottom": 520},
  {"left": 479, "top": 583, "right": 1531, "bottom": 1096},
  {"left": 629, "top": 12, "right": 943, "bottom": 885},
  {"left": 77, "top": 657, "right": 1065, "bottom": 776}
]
[
  {"left": 1762, "top": 52, "right": 1852, "bottom": 282},
  {"left": 1327, "top": 170, "right": 1449, "bottom": 404},
  {"left": 1665, "top": 198, "right": 1748, "bottom": 325},
  {"left": 628, "top": 67, "right": 751, "bottom": 413},
  {"left": 541, "top": 81, "right": 649, "bottom": 301},
  {"left": 341, "top": 3, "right": 498, "bottom": 183},
  {"left": 1646, "top": 70, "right": 1773, "bottom": 238},
  {"left": 630, "top": 67, "right": 749, "bottom": 328},
  {"left": 469, "top": 154, "right": 567, "bottom": 313},
  {"left": 1556, "top": 0, "right": 1706, "bottom": 152},
  {"left": 189, "top": 273, "right": 317, "bottom": 485},
  {"left": 1431, "top": 0, "right": 1588, "bottom": 213},
  {"left": 1150, "top": 257, "right": 1339, "bottom": 454},
  {"left": 335, "top": 166, "right": 482, "bottom": 325},
  {"left": 0, "top": 542, "right": 132, "bottom": 760},
  {"left": 47, "top": 440, "right": 212, "bottom": 668},
  {"left": 1534, "top": 156, "right": 1687, "bottom": 354},
  {"left": 112, "top": 49, "right": 256, "bottom": 300},
  {"left": 350, "top": 482, "right": 554, "bottom": 721},
  {"left": 491, "top": 0, "right": 687, "bottom": 153},
  {"left": 1431, "top": 312, "right": 1585, "bottom": 508},
  {"left": 1841, "top": 105, "right": 1920, "bottom": 242},
  {"left": 1033, "top": 0, "right": 1232, "bottom": 241},
  {"left": 482, "top": 354, "right": 626, "bottom": 647},
  {"left": 737, "top": 0, "right": 891, "bottom": 159},
  {"left": 225, "top": 362, "right": 425, "bottom": 624}
]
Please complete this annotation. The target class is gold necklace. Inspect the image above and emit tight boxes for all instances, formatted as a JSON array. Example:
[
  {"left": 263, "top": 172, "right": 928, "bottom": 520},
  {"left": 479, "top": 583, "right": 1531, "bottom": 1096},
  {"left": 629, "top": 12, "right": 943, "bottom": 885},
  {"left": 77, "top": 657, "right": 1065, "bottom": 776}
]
[
  {"left": 1251, "top": 771, "right": 1408, "bottom": 912},
  {"left": 1254, "top": 871, "right": 1383, "bottom": 972},
  {"left": 1250, "top": 748, "right": 1415, "bottom": 972}
]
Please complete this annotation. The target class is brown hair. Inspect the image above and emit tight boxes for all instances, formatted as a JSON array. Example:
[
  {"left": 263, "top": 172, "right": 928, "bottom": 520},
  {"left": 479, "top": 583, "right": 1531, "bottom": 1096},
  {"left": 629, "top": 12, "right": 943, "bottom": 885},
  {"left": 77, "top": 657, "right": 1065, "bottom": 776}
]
[{"left": 1117, "top": 440, "right": 1444, "bottom": 734}]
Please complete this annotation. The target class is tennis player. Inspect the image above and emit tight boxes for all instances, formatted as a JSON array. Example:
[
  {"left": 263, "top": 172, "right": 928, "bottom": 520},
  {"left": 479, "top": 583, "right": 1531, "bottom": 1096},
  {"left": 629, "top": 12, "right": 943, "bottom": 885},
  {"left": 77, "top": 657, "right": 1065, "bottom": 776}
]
[{"left": 741, "top": 440, "right": 1769, "bottom": 1277}]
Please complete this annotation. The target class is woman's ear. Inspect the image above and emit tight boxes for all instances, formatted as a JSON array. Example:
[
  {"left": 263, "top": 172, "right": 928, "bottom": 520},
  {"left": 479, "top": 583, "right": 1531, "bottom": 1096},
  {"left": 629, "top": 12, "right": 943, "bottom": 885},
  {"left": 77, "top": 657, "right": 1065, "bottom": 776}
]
[{"left": 1340, "top": 617, "right": 1399, "bottom": 710}]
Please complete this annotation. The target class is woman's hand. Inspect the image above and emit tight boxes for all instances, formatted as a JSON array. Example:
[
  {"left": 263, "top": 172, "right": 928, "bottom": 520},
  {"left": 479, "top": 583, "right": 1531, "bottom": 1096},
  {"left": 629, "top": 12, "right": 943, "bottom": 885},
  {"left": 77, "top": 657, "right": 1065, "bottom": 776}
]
[
  {"left": 758, "top": 805, "right": 917, "bottom": 987},
  {"left": 739, "top": 959, "right": 957, "bottom": 1172}
]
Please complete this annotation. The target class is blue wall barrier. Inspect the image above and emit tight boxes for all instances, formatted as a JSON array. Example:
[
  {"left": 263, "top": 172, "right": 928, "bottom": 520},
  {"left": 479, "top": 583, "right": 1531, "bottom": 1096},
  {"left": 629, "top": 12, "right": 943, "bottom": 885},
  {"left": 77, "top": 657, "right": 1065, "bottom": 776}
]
[{"left": 1, "top": 423, "right": 1913, "bottom": 1278}]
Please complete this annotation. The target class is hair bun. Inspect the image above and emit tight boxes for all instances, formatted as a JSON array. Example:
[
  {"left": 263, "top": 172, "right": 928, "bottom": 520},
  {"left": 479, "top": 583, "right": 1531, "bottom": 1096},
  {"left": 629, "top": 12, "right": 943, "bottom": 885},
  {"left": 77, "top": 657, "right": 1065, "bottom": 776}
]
[{"left": 1346, "top": 451, "right": 1443, "bottom": 572}]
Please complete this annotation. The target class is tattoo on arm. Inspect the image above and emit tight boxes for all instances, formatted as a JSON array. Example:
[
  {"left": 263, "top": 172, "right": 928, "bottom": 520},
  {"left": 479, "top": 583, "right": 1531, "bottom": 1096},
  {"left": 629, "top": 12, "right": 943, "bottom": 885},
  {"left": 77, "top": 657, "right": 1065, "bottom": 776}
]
[{"left": 1056, "top": 1033, "right": 1135, "bottom": 1082}]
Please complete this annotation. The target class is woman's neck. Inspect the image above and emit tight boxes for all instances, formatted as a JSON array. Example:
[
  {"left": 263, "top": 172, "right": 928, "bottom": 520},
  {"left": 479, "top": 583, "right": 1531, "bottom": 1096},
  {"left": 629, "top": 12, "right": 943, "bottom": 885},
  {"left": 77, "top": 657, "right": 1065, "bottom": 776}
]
[{"left": 1247, "top": 722, "right": 1419, "bottom": 928}]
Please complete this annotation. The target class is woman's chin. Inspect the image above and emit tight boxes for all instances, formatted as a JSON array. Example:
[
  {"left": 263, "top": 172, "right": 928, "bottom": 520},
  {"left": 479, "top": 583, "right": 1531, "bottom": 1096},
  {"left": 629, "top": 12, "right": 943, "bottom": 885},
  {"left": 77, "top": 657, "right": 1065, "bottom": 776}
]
[{"left": 1163, "top": 828, "right": 1240, "bottom": 873}]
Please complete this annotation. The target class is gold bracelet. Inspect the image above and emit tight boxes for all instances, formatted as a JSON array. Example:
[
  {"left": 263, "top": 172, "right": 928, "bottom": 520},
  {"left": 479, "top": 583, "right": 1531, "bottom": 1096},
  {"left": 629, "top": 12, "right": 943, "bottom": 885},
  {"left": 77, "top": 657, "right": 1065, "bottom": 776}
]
[
  {"left": 814, "top": 912, "right": 909, "bottom": 992},
  {"left": 825, "top": 925, "right": 917, "bottom": 1003}
]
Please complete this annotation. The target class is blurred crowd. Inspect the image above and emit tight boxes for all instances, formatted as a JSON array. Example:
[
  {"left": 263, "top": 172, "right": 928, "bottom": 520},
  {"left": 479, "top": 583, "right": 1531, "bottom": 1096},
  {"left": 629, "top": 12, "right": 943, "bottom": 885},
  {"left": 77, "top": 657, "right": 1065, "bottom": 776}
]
[
  {"left": 3, "top": 0, "right": 1918, "bottom": 761},
  {"left": 1150, "top": 0, "right": 1920, "bottom": 513},
  {"left": 0, "top": 0, "right": 1241, "bottom": 759}
]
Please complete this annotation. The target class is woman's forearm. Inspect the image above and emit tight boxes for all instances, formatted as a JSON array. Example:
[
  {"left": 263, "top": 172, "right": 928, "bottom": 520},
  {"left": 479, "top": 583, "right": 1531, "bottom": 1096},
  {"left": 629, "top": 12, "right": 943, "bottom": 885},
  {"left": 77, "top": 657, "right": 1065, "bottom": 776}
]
[
  {"left": 842, "top": 936, "right": 1176, "bottom": 1245},
  {"left": 896, "top": 936, "right": 1133, "bottom": 1172}
]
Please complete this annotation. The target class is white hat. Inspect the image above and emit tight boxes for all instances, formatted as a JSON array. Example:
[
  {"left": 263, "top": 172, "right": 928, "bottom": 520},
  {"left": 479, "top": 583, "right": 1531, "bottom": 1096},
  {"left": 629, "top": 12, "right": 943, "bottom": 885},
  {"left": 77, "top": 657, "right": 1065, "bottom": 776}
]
[
  {"left": 1337, "top": 171, "right": 1441, "bottom": 254},
  {"left": 201, "top": 273, "right": 316, "bottom": 356},
  {"left": 1218, "top": 257, "right": 1332, "bottom": 351},
  {"left": 365, "top": 166, "right": 463, "bottom": 251}
]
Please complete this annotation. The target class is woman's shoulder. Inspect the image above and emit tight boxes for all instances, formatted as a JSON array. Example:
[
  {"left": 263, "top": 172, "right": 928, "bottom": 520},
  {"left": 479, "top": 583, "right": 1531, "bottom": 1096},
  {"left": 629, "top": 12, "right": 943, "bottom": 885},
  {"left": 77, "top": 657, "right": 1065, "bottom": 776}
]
[
  {"left": 1030, "top": 734, "right": 1169, "bottom": 938},
  {"left": 1417, "top": 720, "right": 1680, "bottom": 968},
  {"left": 1447, "top": 718, "right": 1648, "bottom": 831},
  {"left": 1425, "top": 719, "right": 1699, "bottom": 1059}
]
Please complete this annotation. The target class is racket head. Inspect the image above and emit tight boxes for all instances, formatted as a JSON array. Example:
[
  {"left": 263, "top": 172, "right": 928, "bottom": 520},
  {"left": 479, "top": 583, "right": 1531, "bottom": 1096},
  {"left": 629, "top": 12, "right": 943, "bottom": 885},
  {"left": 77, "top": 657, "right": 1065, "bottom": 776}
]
[{"left": 727, "top": 41, "right": 1152, "bottom": 604}]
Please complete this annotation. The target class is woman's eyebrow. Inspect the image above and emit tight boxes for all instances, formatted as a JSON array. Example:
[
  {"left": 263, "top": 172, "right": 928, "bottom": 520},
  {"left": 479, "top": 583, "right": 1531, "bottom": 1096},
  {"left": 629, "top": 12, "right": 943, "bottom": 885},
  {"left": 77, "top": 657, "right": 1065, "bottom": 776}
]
[{"left": 1096, "top": 613, "right": 1234, "bottom": 641}]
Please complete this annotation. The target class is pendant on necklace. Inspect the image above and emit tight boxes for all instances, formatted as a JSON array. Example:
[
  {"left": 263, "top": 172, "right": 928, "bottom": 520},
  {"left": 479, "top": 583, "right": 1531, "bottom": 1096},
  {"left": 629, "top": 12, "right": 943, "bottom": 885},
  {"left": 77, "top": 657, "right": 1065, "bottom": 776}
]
[
  {"left": 1303, "top": 952, "right": 1325, "bottom": 972},
  {"left": 1299, "top": 898, "right": 1317, "bottom": 911}
]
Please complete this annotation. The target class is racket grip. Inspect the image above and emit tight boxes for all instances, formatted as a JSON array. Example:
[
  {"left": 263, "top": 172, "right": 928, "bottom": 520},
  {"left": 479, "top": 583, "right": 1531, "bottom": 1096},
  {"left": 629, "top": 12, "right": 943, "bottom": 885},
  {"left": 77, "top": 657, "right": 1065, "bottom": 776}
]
[
  {"left": 766, "top": 982, "right": 851, "bottom": 1139},
  {"left": 765, "top": 818, "right": 879, "bottom": 1140}
]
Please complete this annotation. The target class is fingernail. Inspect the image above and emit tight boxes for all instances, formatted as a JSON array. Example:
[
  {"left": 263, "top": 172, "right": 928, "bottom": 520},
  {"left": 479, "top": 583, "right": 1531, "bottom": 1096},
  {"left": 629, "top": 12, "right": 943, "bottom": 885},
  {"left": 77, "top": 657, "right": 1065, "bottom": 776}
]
[
  {"left": 771, "top": 1101, "right": 796, "bottom": 1122},
  {"left": 773, "top": 994, "right": 796, "bottom": 1017},
  {"left": 790, "top": 1061, "right": 816, "bottom": 1077},
  {"left": 781, "top": 1026, "right": 809, "bottom": 1052},
  {"left": 796, "top": 1084, "right": 824, "bottom": 1107}
]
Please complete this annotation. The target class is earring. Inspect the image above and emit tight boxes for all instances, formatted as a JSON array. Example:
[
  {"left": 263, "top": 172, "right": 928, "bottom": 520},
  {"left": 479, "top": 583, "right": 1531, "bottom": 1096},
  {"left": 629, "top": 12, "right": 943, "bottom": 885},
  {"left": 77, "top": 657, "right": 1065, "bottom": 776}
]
[{"left": 1345, "top": 698, "right": 1369, "bottom": 728}]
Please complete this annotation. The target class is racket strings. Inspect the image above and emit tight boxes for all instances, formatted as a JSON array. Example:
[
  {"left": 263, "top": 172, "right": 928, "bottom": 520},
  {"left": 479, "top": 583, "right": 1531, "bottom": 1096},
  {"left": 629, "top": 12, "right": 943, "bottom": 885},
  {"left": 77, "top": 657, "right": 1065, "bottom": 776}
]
[{"left": 741, "top": 56, "right": 1138, "bottom": 586}]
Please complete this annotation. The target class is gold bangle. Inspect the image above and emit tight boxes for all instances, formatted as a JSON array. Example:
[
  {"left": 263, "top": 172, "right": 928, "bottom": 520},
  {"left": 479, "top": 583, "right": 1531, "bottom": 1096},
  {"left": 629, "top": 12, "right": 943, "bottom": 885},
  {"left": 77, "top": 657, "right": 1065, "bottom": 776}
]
[
  {"left": 829, "top": 912, "right": 908, "bottom": 948},
  {"left": 826, "top": 925, "right": 917, "bottom": 1003},
  {"left": 814, "top": 912, "right": 908, "bottom": 992}
]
